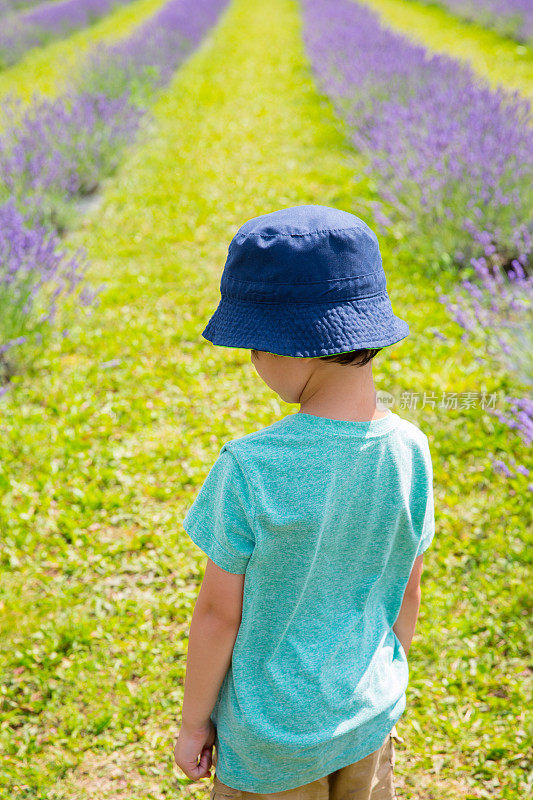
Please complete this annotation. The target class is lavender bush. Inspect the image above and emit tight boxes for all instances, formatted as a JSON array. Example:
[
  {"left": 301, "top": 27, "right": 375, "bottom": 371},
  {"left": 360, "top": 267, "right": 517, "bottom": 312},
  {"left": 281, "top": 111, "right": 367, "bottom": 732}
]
[
  {"left": 0, "top": 199, "right": 101, "bottom": 389},
  {"left": 416, "top": 0, "right": 533, "bottom": 46},
  {"left": 300, "top": 0, "right": 532, "bottom": 479},
  {"left": 0, "top": 91, "right": 144, "bottom": 231},
  {"left": 0, "top": 0, "right": 136, "bottom": 69},
  {"left": 439, "top": 252, "right": 532, "bottom": 479},
  {"left": 0, "top": 0, "right": 228, "bottom": 388},
  {"left": 440, "top": 251, "right": 532, "bottom": 386},
  {"left": 80, "top": 0, "right": 226, "bottom": 97},
  {"left": 300, "top": 0, "right": 532, "bottom": 275}
]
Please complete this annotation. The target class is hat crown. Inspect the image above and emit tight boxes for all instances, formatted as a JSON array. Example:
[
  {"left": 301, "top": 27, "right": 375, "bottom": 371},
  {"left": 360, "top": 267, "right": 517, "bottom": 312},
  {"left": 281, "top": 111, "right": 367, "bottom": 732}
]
[
  {"left": 236, "top": 204, "right": 370, "bottom": 238},
  {"left": 221, "top": 205, "right": 386, "bottom": 304}
]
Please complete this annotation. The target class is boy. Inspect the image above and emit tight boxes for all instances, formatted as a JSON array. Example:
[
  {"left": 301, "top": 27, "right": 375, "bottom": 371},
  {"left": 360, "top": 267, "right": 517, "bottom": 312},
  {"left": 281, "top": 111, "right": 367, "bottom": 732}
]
[{"left": 174, "top": 206, "right": 435, "bottom": 799}]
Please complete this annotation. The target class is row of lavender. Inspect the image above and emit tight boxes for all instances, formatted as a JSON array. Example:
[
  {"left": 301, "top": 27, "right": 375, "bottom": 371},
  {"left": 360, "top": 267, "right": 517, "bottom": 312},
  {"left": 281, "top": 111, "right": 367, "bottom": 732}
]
[
  {"left": 0, "top": 0, "right": 139, "bottom": 68},
  {"left": 300, "top": 0, "right": 532, "bottom": 482},
  {"left": 416, "top": 0, "right": 532, "bottom": 45},
  {"left": 0, "top": 0, "right": 228, "bottom": 391}
]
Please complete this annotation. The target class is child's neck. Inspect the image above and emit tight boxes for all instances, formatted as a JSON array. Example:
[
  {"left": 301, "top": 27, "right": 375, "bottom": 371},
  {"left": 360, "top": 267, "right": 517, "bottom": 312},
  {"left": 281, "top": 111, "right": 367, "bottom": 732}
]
[{"left": 298, "top": 363, "right": 388, "bottom": 422}]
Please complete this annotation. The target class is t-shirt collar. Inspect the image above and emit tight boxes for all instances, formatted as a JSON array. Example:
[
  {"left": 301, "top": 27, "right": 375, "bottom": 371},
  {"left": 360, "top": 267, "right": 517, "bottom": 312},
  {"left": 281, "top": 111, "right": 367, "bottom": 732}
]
[{"left": 283, "top": 408, "right": 398, "bottom": 437}]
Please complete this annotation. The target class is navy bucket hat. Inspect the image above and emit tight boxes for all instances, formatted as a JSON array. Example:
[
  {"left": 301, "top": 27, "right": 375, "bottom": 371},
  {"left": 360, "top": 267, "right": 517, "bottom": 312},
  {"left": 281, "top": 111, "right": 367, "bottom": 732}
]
[{"left": 202, "top": 205, "right": 409, "bottom": 358}]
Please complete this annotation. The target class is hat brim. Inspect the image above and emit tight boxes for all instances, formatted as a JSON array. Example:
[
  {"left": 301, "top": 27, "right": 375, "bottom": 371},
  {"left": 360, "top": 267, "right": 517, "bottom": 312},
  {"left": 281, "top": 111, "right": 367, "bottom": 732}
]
[{"left": 201, "top": 293, "right": 409, "bottom": 357}]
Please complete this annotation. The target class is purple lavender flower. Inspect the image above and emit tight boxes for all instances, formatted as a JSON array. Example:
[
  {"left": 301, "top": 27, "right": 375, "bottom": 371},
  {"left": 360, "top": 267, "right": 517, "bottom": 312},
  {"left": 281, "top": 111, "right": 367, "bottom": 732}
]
[
  {"left": 0, "top": 199, "right": 89, "bottom": 372},
  {"left": 493, "top": 459, "right": 514, "bottom": 477},
  {"left": 430, "top": 328, "right": 448, "bottom": 341}
]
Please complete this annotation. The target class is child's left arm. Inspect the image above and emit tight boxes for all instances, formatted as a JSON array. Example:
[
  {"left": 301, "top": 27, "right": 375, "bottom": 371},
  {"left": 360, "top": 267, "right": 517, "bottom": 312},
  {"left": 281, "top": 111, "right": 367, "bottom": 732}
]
[{"left": 174, "top": 557, "right": 245, "bottom": 781}]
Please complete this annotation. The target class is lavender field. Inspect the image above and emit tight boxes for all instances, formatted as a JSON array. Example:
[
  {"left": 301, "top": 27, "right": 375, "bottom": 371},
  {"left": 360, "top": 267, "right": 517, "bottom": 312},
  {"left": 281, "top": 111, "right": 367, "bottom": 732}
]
[
  {"left": 0, "top": 0, "right": 141, "bottom": 67},
  {"left": 0, "top": 0, "right": 531, "bottom": 796},
  {"left": 0, "top": 0, "right": 228, "bottom": 387}
]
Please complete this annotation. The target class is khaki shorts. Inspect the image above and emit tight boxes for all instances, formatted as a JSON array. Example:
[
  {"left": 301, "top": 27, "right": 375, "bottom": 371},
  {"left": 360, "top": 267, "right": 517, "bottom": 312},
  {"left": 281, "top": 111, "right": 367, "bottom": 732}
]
[{"left": 210, "top": 727, "right": 397, "bottom": 800}]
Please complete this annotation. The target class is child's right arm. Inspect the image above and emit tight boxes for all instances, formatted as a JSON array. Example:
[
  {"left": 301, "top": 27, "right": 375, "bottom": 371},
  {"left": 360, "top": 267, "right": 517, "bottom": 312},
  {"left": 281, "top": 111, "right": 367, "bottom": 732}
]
[{"left": 392, "top": 553, "right": 424, "bottom": 656}]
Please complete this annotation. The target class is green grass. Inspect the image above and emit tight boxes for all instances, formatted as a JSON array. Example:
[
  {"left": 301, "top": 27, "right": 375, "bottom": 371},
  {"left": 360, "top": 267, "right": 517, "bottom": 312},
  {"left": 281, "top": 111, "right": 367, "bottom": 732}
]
[
  {"left": 0, "top": 0, "right": 530, "bottom": 797},
  {"left": 361, "top": 0, "right": 533, "bottom": 100},
  {"left": 0, "top": 0, "right": 166, "bottom": 102}
]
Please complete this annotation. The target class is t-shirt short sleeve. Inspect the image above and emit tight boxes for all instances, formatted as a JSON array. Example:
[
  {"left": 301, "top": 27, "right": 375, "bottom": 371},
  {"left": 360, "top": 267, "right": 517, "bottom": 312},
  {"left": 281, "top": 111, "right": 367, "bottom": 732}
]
[
  {"left": 182, "top": 444, "right": 256, "bottom": 574},
  {"left": 415, "top": 436, "right": 435, "bottom": 557}
]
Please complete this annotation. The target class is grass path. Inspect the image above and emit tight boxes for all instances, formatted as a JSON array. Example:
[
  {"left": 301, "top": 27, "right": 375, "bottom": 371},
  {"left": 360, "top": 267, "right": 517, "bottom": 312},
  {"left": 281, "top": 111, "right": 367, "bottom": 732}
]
[
  {"left": 362, "top": 0, "right": 533, "bottom": 100},
  {"left": 0, "top": 0, "right": 529, "bottom": 797},
  {"left": 0, "top": 0, "right": 166, "bottom": 101}
]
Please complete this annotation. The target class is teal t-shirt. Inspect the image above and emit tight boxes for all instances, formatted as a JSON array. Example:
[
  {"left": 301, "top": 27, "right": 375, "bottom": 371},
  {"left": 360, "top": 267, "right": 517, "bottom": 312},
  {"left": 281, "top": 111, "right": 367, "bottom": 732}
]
[{"left": 182, "top": 409, "right": 435, "bottom": 792}]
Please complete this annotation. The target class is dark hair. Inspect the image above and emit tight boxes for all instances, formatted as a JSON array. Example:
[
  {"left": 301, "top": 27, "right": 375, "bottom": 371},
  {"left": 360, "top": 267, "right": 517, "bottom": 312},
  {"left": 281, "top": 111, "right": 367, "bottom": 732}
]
[
  {"left": 252, "top": 348, "right": 382, "bottom": 366},
  {"left": 318, "top": 348, "right": 383, "bottom": 366}
]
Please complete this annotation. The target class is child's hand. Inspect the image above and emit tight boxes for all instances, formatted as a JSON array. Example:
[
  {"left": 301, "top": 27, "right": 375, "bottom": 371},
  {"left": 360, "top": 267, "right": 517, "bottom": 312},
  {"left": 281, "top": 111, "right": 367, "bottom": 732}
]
[{"left": 174, "top": 720, "right": 216, "bottom": 781}]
